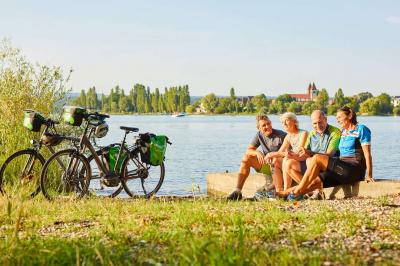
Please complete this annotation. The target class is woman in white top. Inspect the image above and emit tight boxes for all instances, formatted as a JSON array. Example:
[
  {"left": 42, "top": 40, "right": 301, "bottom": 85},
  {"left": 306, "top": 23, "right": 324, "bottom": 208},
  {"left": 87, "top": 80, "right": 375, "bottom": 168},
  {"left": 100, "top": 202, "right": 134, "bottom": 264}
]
[{"left": 265, "top": 112, "right": 308, "bottom": 191}]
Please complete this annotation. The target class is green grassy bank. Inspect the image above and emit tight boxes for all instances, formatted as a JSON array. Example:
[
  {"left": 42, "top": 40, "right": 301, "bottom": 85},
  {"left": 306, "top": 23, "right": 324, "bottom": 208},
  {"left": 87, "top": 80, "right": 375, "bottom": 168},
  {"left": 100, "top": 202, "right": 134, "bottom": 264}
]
[{"left": 1, "top": 196, "right": 399, "bottom": 265}]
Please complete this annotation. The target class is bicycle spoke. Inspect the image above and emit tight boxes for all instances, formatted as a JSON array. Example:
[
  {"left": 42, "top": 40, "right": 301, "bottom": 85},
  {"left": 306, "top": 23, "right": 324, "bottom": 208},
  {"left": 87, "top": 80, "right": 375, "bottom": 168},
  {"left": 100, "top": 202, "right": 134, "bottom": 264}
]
[
  {"left": 41, "top": 149, "right": 90, "bottom": 200},
  {"left": 0, "top": 150, "right": 44, "bottom": 199}
]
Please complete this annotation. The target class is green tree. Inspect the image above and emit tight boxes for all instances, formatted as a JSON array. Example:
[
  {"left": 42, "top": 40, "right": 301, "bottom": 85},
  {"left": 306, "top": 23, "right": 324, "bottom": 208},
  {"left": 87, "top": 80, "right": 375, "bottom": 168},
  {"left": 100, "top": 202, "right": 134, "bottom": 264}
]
[
  {"left": 393, "top": 107, "right": 400, "bottom": 116},
  {"left": 287, "top": 102, "right": 302, "bottom": 114},
  {"left": 343, "top": 96, "right": 360, "bottom": 112},
  {"left": 229, "top": 87, "right": 239, "bottom": 113},
  {"left": 358, "top": 92, "right": 373, "bottom": 103},
  {"left": 251, "top": 94, "right": 268, "bottom": 113},
  {"left": 301, "top": 102, "right": 317, "bottom": 115},
  {"left": 86, "top": 87, "right": 98, "bottom": 110},
  {"left": 275, "top": 94, "right": 295, "bottom": 103},
  {"left": 327, "top": 104, "right": 340, "bottom": 115},
  {"left": 334, "top": 88, "right": 345, "bottom": 107},
  {"left": 201, "top": 93, "right": 219, "bottom": 113},
  {"left": 119, "top": 91, "right": 128, "bottom": 113},
  {"left": 315, "top": 88, "right": 329, "bottom": 112}
]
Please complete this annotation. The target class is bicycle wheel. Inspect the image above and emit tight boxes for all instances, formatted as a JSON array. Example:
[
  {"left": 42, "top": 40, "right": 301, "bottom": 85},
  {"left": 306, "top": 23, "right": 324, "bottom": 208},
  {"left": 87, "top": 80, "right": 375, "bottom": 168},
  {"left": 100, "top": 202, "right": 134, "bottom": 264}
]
[
  {"left": 121, "top": 154, "right": 165, "bottom": 198},
  {"left": 86, "top": 147, "right": 124, "bottom": 198},
  {"left": 0, "top": 149, "right": 45, "bottom": 199},
  {"left": 41, "top": 149, "right": 91, "bottom": 201}
]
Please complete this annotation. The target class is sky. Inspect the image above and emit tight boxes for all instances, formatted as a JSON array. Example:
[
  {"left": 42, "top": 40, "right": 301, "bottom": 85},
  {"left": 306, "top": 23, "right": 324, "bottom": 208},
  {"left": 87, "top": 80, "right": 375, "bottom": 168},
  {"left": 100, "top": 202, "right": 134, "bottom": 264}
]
[{"left": 1, "top": 0, "right": 399, "bottom": 96}]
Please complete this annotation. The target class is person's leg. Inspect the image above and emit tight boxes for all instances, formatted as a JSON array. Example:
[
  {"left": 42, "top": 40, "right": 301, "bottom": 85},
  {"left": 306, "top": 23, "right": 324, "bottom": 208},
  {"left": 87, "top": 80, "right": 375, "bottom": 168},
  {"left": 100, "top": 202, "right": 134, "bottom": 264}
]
[
  {"left": 351, "top": 181, "right": 360, "bottom": 197},
  {"left": 272, "top": 157, "right": 283, "bottom": 192},
  {"left": 286, "top": 159, "right": 302, "bottom": 184},
  {"left": 235, "top": 152, "right": 263, "bottom": 190},
  {"left": 292, "top": 154, "right": 329, "bottom": 196},
  {"left": 282, "top": 157, "right": 291, "bottom": 190}
]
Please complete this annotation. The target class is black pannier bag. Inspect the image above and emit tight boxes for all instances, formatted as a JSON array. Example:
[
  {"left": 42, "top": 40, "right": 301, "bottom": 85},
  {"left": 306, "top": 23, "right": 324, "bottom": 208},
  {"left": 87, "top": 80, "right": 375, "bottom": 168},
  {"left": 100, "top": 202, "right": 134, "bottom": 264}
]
[
  {"left": 63, "top": 106, "right": 86, "bottom": 126},
  {"left": 23, "top": 110, "right": 46, "bottom": 132},
  {"left": 139, "top": 133, "right": 168, "bottom": 166}
]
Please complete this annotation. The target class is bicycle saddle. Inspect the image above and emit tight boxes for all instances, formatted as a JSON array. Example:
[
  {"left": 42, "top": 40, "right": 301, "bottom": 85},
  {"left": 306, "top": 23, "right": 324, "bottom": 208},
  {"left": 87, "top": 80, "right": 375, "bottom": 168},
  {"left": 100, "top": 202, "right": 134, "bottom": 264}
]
[{"left": 120, "top": 126, "right": 139, "bottom": 132}]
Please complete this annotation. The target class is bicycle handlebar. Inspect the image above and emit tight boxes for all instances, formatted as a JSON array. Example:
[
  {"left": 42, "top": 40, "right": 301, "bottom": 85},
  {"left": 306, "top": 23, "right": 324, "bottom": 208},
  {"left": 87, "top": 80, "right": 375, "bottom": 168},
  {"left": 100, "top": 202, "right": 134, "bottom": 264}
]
[
  {"left": 45, "top": 118, "right": 59, "bottom": 126},
  {"left": 86, "top": 112, "right": 110, "bottom": 120}
]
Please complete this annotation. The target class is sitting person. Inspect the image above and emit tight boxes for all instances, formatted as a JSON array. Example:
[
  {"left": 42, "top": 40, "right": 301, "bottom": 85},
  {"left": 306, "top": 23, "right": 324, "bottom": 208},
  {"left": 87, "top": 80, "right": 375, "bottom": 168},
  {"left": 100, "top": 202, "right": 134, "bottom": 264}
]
[
  {"left": 286, "top": 110, "right": 341, "bottom": 199},
  {"left": 264, "top": 112, "right": 308, "bottom": 192},
  {"left": 227, "top": 113, "right": 286, "bottom": 200},
  {"left": 277, "top": 106, "right": 374, "bottom": 200}
]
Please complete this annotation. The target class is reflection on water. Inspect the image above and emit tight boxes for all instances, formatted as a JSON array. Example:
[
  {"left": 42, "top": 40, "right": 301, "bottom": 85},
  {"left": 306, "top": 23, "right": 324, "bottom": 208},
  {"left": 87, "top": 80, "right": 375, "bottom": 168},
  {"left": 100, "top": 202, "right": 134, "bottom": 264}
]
[{"left": 94, "top": 115, "right": 400, "bottom": 196}]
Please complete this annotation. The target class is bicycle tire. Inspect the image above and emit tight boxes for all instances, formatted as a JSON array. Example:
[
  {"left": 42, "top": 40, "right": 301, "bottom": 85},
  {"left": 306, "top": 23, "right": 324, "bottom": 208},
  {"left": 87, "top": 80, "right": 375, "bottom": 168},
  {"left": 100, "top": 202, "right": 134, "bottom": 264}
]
[
  {"left": 40, "top": 149, "right": 91, "bottom": 201},
  {"left": 86, "top": 146, "right": 124, "bottom": 198},
  {"left": 0, "top": 149, "right": 45, "bottom": 199},
  {"left": 121, "top": 154, "right": 165, "bottom": 198}
]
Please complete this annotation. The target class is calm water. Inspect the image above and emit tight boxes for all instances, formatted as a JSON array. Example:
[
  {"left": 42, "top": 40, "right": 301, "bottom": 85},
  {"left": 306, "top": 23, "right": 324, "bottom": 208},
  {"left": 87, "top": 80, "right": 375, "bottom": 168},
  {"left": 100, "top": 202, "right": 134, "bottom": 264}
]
[{"left": 96, "top": 115, "right": 400, "bottom": 196}]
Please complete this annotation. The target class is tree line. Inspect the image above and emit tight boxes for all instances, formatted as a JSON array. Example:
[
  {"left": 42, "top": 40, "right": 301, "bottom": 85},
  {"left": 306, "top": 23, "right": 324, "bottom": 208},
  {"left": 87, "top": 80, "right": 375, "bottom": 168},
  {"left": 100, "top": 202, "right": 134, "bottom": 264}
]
[
  {"left": 72, "top": 86, "right": 399, "bottom": 116},
  {"left": 195, "top": 88, "right": 399, "bottom": 116},
  {"left": 72, "top": 84, "right": 190, "bottom": 113}
]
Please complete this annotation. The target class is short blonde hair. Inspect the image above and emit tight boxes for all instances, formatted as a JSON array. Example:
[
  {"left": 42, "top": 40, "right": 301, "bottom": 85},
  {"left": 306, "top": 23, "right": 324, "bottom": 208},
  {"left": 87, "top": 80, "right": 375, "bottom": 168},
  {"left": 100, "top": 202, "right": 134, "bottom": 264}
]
[{"left": 280, "top": 112, "right": 299, "bottom": 129}]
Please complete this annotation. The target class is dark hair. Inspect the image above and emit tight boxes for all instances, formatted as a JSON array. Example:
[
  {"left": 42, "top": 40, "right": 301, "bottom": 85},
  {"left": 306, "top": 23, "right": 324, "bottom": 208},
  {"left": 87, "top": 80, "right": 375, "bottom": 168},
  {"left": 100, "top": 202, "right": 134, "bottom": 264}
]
[{"left": 337, "top": 106, "right": 357, "bottom": 124}]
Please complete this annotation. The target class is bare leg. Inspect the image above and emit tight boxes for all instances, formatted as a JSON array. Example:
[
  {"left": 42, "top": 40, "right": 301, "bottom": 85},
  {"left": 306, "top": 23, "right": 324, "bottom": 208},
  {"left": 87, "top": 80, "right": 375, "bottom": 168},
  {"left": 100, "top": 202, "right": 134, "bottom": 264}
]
[
  {"left": 286, "top": 159, "right": 302, "bottom": 184},
  {"left": 276, "top": 178, "right": 323, "bottom": 198},
  {"left": 351, "top": 182, "right": 360, "bottom": 197},
  {"left": 236, "top": 153, "right": 263, "bottom": 190},
  {"left": 282, "top": 157, "right": 291, "bottom": 190},
  {"left": 329, "top": 186, "right": 340, "bottom": 199},
  {"left": 293, "top": 154, "right": 329, "bottom": 195},
  {"left": 342, "top": 185, "right": 353, "bottom": 198},
  {"left": 272, "top": 157, "right": 283, "bottom": 192}
]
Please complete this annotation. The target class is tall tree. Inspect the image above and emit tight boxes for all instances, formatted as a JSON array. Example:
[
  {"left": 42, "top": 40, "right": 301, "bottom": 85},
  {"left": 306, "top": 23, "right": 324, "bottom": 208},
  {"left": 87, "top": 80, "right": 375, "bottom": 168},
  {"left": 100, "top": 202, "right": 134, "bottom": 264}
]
[
  {"left": 315, "top": 88, "right": 329, "bottom": 112},
  {"left": 334, "top": 88, "right": 345, "bottom": 107},
  {"left": 201, "top": 93, "right": 219, "bottom": 113}
]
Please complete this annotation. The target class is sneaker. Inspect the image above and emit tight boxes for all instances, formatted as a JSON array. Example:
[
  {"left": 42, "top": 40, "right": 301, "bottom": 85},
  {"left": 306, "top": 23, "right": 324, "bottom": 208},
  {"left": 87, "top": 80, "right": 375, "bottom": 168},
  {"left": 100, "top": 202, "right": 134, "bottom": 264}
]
[
  {"left": 227, "top": 191, "right": 242, "bottom": 201},
  {"left": 254, "top": 190, "right": 276, "bottom": 201},
  {"left": 308, "top": 190, "right": 326, "bottom": 200},
  {"left": 286, "top": 192, "right": 304, "bottom": 201}
]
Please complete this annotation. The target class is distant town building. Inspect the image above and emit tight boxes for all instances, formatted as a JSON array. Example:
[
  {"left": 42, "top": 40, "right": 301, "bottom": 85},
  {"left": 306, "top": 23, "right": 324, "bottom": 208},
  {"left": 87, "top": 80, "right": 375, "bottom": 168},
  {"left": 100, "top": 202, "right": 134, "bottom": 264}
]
[
  {"left": 392, "top": 96, "right": 400, "bottom": 107},
  {"left": 288, "top": 83, "right": 318, "bottom": 102}
]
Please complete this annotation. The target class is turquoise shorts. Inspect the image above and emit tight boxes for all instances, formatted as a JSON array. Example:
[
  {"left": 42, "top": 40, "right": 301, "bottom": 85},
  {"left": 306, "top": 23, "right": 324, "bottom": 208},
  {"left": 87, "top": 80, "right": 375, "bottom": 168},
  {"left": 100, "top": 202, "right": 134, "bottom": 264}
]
[{"left": 256, "top": 164, "right": 272, "bottom": 176}]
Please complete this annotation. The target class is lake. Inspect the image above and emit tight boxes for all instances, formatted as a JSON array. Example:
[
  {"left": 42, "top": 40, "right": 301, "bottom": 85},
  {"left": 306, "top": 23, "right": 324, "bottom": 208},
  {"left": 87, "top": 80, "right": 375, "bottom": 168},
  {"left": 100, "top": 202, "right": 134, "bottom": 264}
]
[{"left": 96, "top": 115, "right": 400, "bottom": 196}]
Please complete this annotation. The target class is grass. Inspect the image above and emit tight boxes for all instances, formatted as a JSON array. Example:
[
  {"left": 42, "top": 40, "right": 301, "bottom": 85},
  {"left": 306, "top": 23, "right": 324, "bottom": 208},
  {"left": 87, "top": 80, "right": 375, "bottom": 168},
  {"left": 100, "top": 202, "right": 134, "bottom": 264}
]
[{"left": 1, "top": 196, "right": 399, "bottom": 265}]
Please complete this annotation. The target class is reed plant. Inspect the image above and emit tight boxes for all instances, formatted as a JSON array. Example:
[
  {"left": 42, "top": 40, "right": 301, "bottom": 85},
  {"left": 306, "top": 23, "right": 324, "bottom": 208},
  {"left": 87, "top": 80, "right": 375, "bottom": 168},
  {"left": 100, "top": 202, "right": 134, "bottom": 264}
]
[{"left": 0, "top": 39, "right": 71, "bottom": 158}]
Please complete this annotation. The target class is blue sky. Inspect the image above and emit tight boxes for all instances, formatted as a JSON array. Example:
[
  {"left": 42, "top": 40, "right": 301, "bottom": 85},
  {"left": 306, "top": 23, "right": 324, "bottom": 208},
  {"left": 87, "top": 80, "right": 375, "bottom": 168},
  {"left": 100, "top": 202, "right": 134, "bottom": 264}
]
[{"left": 1, "top": 1, "right": 399, "bottom": 96}]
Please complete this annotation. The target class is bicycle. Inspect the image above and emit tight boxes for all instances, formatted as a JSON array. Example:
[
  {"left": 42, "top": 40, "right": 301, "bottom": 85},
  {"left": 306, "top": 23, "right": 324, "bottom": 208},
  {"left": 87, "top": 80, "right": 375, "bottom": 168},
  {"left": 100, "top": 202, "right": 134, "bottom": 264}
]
[
  {"left": 0, "top": 110, "right": 61, "bottom": 198},
  {"left": 40, "top": 107, "right": 171, "bottom": 200},
  {"left": 86, "top": 127, "right": 171, "bottom": 198}
]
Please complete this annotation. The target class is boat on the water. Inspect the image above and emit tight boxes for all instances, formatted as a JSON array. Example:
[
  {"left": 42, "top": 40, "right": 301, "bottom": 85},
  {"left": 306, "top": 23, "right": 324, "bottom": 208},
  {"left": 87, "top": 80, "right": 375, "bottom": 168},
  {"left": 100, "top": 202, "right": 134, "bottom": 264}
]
[{"left": 171, "top": 112, "right": 186, "bottom": 118}]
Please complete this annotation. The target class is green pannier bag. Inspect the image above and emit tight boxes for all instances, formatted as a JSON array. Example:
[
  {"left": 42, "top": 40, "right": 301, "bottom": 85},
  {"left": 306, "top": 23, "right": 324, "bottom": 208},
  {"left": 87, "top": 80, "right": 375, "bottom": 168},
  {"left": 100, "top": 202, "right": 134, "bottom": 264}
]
[
  {"left": 63, "top": 106, "right": 86, "bottom": 126},
  {"left": 108, "top": 145, "right": 127, "bottom": 173},
  {"left": 23, "top": 110, "right": 46, "bottom": 132},
  {"left": 149, "top": 135, "right": 167, "bottom": 166}
]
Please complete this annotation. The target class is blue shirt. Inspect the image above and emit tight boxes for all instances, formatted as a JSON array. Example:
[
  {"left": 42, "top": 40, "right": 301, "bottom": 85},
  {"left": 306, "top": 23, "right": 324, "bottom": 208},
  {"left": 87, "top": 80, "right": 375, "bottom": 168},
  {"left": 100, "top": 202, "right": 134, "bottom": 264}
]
[{"left": 339, "top": 124, "right": 371, "bottom": 167}]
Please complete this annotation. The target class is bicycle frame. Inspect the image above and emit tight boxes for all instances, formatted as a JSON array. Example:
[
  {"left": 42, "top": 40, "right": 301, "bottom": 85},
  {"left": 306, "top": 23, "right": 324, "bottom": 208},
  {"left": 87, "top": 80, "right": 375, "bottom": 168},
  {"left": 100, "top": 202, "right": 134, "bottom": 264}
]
[
  {"left": 20, "top": 121, "right": 59, "bottom": 181},
  {"left": 76, "top": 120, "right": 130, "bottom": 179}
]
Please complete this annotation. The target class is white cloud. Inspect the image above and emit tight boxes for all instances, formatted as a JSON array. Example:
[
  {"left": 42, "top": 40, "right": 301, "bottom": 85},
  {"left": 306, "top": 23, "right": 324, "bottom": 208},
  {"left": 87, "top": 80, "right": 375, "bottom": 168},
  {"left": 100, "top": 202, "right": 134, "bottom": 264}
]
[{"left": 385, "top": 16, "right": 400, "bottom": 24}]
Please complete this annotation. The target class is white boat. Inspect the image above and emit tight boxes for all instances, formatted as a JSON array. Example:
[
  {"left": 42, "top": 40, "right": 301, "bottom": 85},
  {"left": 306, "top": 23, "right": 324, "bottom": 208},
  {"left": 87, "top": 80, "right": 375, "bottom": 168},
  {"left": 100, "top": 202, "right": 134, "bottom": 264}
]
[{"left": 171, "top": 112, "right": 186, "bottom": 118}]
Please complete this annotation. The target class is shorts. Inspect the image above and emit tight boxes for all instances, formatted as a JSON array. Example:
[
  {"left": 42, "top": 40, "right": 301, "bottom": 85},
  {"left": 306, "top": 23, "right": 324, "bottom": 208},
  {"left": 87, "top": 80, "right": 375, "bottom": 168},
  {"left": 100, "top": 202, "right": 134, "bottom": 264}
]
[
  {"left": 256, "top": 164, "right": 272, "bottom": 176},
  {"left": 319, "top": 157, "right": 366, "bottom": 188},
  {"left": 300, "top": 160, "right": 307, "bottom": 175}
]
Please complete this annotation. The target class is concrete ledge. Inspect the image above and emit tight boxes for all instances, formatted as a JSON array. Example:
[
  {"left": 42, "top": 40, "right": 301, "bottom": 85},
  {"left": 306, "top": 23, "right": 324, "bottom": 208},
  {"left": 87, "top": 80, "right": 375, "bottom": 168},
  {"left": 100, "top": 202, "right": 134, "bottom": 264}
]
[{"left": 206, "top": 172, "right": 400, "bottom": 199}]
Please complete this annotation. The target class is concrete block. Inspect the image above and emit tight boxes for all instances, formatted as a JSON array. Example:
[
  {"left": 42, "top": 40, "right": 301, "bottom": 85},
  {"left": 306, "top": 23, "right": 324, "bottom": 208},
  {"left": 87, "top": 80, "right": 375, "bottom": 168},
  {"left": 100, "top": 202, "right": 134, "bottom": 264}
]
[{"left": 207, "top": 172, "right": 400, "bottom": 199}]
